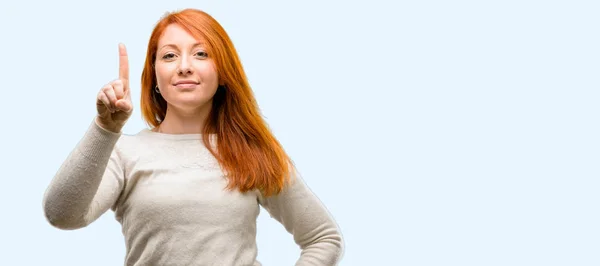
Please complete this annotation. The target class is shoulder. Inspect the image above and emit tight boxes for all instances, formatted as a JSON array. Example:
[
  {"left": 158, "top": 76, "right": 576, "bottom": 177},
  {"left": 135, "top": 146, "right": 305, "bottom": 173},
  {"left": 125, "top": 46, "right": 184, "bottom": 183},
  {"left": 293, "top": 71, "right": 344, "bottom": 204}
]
[{"left": 112, "top": 128, "right": 155, "bottom": 153}]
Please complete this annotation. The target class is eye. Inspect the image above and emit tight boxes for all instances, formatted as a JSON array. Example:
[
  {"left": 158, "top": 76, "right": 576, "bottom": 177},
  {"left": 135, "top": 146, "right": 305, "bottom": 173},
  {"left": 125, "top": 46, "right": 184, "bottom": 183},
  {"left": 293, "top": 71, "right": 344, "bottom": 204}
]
[
  {"left": 161, "top": 52, "right": 176, "bottom": 59},
  {"left": 195, "top": 51, "right": 208, "bottom": 58}
]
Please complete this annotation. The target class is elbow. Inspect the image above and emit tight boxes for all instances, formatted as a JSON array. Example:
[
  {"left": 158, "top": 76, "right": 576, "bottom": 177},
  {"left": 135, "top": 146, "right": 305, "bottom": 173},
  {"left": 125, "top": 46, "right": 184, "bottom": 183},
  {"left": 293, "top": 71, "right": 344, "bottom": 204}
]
[
  {"left": 43, "top": 203, "right": 88, "bottom": 230},
  {"left": 300, "top": 226, "right": 345, "bottom": 264},
  {"left": 328, "top": 228, "right": 345, "bottom": 262},
  {"left": 337, "top": 230, "right": 346, "bottom": 257}
]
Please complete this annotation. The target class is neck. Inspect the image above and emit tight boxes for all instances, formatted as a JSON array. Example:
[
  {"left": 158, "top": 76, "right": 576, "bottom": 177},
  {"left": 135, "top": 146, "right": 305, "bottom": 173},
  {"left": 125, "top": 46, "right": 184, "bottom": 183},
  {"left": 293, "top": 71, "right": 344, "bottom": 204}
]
[{"left": 156, "top": 103, "right": 212, "bottom": 134}]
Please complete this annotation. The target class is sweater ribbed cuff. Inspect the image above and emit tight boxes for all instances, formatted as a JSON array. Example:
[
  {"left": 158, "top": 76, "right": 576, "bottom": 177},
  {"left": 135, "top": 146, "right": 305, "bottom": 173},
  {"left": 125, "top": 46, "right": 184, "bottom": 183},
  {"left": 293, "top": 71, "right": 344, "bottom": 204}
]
[{"left": 76, "top": 118, "right": 122, "bottom": 162}]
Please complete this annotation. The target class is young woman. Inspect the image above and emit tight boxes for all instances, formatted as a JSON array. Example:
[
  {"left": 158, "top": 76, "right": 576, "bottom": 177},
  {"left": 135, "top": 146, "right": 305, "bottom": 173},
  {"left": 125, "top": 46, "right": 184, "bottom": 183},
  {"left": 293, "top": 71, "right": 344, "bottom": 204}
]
[{"left": 43, "top": 8, "right": 344, "bottom": 266}]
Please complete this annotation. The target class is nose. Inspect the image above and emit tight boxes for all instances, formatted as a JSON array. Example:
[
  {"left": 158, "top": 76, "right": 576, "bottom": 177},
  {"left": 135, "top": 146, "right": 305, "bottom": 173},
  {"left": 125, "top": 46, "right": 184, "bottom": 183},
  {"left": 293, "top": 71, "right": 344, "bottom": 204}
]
[{"left": 177, "top": 57, "right": 193, "bottom": 75}]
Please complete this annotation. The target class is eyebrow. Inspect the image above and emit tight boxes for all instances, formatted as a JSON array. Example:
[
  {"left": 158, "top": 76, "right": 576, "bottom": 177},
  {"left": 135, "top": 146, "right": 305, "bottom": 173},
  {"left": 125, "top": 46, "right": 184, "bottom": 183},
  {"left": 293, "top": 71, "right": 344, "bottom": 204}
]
[{"left": 158, "top": 42, "right": 205, "bottom": 51}]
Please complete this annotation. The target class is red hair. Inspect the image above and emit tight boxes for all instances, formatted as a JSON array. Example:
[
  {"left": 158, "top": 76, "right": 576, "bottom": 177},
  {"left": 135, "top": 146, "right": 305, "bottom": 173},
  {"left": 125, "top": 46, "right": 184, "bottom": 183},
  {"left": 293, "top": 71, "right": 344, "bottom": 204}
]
[{"left": 140, "top": 9, "right": 294, "bottom": 196}]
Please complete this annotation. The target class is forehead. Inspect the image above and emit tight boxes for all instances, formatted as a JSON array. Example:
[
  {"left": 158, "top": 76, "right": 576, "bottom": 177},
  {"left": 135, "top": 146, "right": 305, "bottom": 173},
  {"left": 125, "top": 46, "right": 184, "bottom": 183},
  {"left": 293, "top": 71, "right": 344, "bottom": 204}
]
[{"left": 157, "top": 24, "right": 206, "bottom": 47}]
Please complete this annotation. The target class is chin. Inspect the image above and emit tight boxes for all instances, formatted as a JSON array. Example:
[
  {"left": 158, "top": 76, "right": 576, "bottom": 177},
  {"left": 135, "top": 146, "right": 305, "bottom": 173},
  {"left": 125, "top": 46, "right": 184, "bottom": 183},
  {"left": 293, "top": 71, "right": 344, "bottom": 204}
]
[{"left": 170, "top": 98, "right": 212, "bottom": 111}]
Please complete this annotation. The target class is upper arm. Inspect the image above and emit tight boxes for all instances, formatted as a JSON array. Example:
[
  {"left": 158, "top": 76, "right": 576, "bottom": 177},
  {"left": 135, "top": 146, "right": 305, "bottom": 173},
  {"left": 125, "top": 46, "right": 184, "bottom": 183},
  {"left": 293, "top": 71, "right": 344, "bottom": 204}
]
[{"left": 258, "top": 171, "right": 344, "bottom": 264}]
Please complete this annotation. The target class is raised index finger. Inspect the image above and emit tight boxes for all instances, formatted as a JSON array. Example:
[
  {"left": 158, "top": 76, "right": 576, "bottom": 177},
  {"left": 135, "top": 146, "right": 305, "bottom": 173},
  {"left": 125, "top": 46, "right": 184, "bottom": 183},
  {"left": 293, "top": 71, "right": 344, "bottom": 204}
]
[{"left": 118, "top": 43, "right": 129, "bottom": 84}]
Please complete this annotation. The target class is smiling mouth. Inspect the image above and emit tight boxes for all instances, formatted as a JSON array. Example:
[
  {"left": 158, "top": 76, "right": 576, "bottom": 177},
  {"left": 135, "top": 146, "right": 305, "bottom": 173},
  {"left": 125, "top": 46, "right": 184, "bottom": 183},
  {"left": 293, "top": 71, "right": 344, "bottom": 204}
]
[{"left": 174, "top": 82, "right": 199, "bottom": 89}]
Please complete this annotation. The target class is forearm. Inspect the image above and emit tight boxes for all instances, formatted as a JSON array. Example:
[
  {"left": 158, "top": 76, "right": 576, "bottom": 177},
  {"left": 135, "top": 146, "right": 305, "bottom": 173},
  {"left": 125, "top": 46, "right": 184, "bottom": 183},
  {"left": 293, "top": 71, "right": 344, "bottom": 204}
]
[{"left": 43, "top": 119, "right": 121, "bottom": 229}]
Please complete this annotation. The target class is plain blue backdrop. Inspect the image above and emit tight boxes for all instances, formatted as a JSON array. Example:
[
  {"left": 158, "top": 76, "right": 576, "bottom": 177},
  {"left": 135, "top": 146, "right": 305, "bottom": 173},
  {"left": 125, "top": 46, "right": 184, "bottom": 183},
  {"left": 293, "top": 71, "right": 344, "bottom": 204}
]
[{"left": 0, "top": 0, "right": 598, "bottom": 265}]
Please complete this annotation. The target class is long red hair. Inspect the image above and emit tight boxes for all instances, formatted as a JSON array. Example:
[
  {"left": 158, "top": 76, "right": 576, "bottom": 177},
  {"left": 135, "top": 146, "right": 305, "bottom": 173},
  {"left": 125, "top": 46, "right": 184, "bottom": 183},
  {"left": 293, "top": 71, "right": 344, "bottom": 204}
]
[{"left": 140, "top": 9, "right": 294, "bottom": 197}]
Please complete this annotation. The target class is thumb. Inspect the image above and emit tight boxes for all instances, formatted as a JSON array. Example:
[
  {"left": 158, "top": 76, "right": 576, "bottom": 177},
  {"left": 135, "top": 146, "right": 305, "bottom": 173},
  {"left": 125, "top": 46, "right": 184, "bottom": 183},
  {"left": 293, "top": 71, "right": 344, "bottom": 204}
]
[{"left": 116, "top": 99, "right": 132, "bottom": 112}]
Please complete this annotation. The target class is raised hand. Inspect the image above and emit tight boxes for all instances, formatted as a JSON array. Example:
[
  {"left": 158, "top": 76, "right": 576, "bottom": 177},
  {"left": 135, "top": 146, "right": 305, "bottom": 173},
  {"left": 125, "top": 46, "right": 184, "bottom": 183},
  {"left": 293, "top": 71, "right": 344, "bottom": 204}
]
[{"left": 96, "top": 43, "right": 133, "bottom": 133}]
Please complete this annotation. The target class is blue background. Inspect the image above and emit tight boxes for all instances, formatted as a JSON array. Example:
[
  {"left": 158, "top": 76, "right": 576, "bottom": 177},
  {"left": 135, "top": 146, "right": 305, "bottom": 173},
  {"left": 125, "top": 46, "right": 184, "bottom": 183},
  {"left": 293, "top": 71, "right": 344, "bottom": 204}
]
[{"left": 1, "top": 0, "right": 598, "bottom": 265}]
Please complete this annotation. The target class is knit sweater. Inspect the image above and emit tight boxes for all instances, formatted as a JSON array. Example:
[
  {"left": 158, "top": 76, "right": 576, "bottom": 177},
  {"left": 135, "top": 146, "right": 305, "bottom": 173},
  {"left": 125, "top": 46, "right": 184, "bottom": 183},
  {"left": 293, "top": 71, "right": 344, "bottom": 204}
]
[{"left": 42, "top": 119, "right": 344, "bottom": 266}]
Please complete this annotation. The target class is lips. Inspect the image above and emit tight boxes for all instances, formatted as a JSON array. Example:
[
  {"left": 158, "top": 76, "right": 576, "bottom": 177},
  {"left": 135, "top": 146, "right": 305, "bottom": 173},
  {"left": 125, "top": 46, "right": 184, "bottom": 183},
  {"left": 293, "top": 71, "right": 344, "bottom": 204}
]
[
  {"left": 173, "top": 80, "right": 200, "bottom": 89},
  {"left": 174, "top": 80, "right": 199, "bottom": 85}
]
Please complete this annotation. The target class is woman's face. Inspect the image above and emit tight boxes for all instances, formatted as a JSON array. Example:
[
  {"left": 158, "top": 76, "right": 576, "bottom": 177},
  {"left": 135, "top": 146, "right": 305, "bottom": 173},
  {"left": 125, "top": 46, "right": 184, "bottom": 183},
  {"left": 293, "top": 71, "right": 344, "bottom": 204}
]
[{"left": 154, "top": 24, "right": 219, "bottom": 112}]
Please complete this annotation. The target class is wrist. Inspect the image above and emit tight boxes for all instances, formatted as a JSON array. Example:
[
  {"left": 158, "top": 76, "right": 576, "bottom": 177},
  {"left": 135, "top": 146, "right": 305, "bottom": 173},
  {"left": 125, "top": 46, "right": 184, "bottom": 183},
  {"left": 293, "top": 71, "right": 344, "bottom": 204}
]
[{"left": 95, "top": 117, "right": 122, "bottom": 133}]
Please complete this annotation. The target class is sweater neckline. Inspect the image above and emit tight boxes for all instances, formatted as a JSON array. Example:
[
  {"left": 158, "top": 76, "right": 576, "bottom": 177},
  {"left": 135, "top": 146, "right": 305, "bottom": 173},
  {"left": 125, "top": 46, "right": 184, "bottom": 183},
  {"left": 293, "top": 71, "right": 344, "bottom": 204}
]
[{"left": 137, "top": 128, "right": 205, "bottom": 140}]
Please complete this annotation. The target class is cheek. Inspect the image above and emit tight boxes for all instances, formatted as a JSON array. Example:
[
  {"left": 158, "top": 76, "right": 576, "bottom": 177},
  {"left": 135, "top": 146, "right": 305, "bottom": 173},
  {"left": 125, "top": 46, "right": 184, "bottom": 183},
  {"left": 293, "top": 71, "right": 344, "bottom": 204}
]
[
  {"left": 155, "top": 65, "right": 174, "bottom": 84},
  {"left": 196, "top": 63, "right": 219, "bottom": 83}
]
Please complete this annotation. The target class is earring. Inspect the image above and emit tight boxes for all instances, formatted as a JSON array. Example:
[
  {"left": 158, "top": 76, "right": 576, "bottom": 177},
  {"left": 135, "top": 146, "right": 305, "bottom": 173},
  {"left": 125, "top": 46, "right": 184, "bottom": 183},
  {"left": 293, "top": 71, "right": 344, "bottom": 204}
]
[{"left": 155, "top": 85, "right": 160, "bottom": 94}]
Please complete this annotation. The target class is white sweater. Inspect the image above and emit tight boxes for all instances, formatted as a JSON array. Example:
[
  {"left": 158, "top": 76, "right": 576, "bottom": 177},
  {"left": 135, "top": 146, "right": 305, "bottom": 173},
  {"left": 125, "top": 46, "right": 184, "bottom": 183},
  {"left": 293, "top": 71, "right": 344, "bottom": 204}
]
[{"left": 42, "top": 119, "right": 344, "bottom": 266}]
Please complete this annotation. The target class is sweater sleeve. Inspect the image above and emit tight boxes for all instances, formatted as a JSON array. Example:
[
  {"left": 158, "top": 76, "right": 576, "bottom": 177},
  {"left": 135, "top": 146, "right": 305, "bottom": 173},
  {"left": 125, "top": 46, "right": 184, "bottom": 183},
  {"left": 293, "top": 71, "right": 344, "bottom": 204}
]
[
  {"left": 258, "top": 170, "right": 344, "bottom": 266},
  {"left": 42, "top": 118, "right": 125, "bottom": 230}
]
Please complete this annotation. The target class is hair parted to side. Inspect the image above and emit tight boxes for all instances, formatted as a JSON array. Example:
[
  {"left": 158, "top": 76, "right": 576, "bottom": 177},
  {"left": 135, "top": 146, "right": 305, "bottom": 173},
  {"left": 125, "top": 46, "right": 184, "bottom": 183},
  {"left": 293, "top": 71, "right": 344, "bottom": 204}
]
[{"left": 140, "top": 8, "right": 295, "bottom": 197}]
